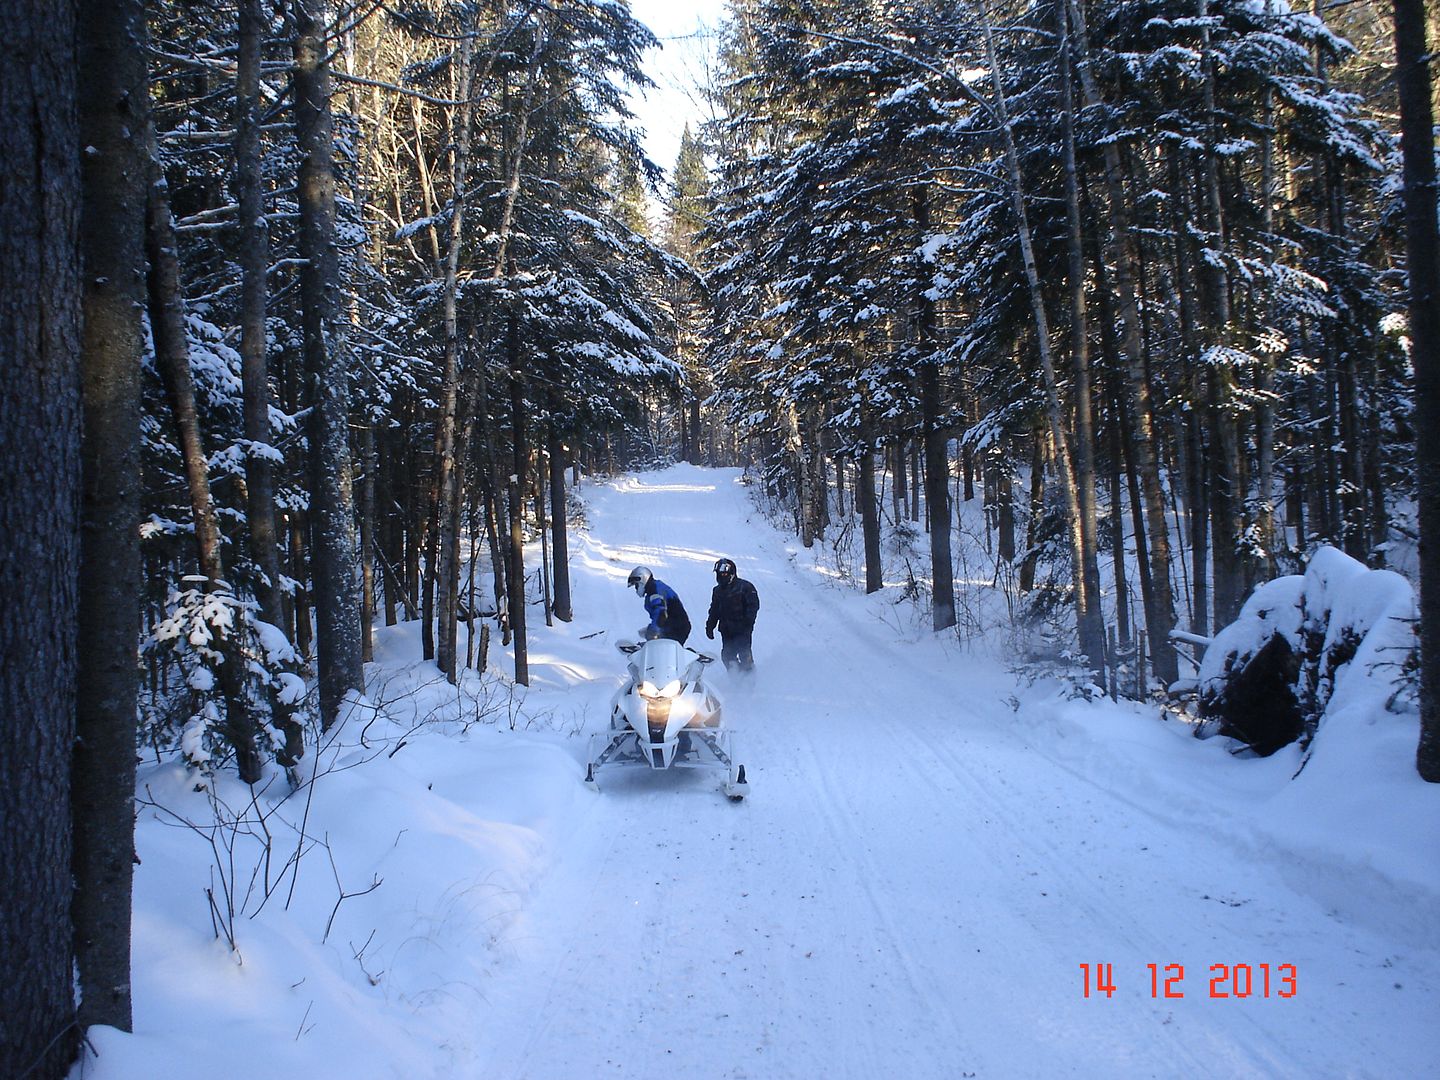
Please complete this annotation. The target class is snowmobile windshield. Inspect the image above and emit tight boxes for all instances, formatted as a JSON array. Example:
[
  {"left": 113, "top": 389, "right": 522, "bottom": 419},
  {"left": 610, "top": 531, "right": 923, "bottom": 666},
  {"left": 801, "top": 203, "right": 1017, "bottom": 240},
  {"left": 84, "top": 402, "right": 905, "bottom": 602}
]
[{"left": 634, "top": 637, "right": 686, "bottom": 685}]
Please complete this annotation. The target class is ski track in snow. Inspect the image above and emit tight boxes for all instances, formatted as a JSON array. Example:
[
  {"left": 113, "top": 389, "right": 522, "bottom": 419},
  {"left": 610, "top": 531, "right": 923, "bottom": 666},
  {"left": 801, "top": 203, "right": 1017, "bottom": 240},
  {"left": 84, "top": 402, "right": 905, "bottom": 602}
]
[{"left": 463, "top": 467, "right": 1437, "bottom": 1079}]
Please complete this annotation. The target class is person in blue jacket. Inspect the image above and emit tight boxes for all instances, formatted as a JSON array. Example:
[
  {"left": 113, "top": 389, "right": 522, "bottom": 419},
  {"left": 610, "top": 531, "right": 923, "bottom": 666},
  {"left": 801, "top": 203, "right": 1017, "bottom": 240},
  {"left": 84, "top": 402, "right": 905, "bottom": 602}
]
[{"left": 627, "top": 566, "right": 692, "bottom": 644}]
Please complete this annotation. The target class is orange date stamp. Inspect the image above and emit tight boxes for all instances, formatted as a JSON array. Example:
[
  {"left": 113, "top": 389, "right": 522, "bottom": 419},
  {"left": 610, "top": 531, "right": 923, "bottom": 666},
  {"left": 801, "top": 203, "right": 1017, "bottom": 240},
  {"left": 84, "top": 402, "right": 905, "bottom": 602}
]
[{"left": 1080, "top": 963, "right": 1298, "bottom": 999}]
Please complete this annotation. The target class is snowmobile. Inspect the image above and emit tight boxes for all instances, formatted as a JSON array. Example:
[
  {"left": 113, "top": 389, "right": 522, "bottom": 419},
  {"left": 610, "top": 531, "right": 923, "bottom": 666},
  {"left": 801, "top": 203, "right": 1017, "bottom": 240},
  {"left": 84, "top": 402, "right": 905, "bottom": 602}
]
[{"left": 585, "top": 637, "right": 748, "bottom": 800}]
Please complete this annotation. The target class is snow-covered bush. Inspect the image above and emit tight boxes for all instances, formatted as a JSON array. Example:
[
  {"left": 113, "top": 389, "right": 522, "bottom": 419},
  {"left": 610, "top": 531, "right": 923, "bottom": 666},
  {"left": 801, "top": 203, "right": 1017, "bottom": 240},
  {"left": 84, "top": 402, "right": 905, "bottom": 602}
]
[
  {"left": 1199, "top": 546, "right": 1417, "bottom": 755},
  {"left": 142, "top": 577, "right": 308, "bottom": 774}
]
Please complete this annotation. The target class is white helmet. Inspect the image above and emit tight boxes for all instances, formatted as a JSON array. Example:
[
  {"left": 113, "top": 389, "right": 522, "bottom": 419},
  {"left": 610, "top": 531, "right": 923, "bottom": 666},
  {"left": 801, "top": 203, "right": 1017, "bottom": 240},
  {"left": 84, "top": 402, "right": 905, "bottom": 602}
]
[{"left": 627, "top": 566, "right": 653, "bottom": 596}]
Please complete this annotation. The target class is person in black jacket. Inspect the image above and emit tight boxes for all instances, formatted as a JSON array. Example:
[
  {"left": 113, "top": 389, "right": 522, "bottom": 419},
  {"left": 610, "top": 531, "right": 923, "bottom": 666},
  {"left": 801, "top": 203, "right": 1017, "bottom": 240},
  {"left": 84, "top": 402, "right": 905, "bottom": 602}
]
[{"left": 704, "top": 557, "right": 759, "bottom": 672}]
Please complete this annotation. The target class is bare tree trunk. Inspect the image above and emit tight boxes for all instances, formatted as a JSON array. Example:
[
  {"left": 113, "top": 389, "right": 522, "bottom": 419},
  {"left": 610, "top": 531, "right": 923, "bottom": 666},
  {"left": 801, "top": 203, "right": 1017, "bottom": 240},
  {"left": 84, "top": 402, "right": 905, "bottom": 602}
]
[
  {"left": 1019, "top": 435, "right": 1044, "bottom": 593},
  {"left": 1106, "top": 418, "right": 1131, "bottom": 648},
  {"left": 3, "top": 2, "right": 85, "bottom": 1070},
  {"left": 508, "top": 317, "right": 530, "bottom": 685},
  {"left": 913, "top": 190, "right": 956, "bottom": 630},
  {"left": 859, "top": 408, "right": 884, "bottom": 593},
  {"left": 380, "top": 427, "right": 401, "bottom": 625},
  {"left": 359, "top": 421, "right": 377, "bottom": 663},
  {"left": 1393, "top": 0, "right": 1440, "bottom": 781},
  {"left": 1255, "top": 84, "right": 1280, "bottom": 575},
  {"left": 1195, "top": 0, "right": 1246, "bottom": 627},
  {"left": 236, "top": 0, "right": 285, "bottom": 630},
  {"left": 549, "top": 421, "right": 574, "bottom": 621},
  {"left": 290, "top": 511, "right": 313, "bottom": 655},
  {"left": 782, "top": 402, "right": 813, "bottom": 546},
  {"left": 294, "top": 0, "right": 363, "bottom": 728},
  {"left": 997, "top": 455, "right": 1016, "bottom": 564},
  {"left": 891, "top": 440, "right": 905, "bottom": 527}
]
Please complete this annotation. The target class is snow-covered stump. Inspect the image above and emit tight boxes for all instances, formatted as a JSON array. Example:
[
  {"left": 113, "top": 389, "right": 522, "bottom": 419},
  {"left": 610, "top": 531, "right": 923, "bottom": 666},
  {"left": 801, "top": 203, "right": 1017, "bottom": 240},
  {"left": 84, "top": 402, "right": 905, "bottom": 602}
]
[{"left": 1199, "top": 546, "right": 1417, "bottom": 756}]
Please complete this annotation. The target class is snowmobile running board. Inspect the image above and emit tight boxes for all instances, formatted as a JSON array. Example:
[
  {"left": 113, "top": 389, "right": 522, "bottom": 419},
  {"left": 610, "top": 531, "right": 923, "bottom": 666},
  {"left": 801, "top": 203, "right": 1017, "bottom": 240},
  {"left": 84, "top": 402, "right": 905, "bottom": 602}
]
[{"left": 585, "top": 731, "right": 747, "bottom": 800}]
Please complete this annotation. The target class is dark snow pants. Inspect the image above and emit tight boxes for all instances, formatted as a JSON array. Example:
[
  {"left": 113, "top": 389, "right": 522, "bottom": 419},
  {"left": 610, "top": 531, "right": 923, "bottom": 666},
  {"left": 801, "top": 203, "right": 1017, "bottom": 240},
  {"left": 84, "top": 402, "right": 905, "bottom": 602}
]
[{"left": 720, "top": 630, "right": 754, "bottom": 673}]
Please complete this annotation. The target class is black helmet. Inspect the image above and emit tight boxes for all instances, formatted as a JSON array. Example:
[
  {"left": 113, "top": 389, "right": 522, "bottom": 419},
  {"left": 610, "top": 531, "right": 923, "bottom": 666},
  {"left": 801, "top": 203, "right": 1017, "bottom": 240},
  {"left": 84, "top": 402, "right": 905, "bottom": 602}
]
[
  {"left": 627, "top": 566, "right": 653, "bottom": 596},
  {"left": 714, "top": 558, "right": 736, "bottom": 582}
]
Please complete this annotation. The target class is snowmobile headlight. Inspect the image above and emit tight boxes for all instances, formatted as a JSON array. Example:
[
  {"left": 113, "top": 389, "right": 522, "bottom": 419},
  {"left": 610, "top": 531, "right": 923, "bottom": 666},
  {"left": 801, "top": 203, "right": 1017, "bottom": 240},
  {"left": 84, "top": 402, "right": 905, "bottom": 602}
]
[{"left": 638, "top": 679, "right": 683, "bottom": 700}]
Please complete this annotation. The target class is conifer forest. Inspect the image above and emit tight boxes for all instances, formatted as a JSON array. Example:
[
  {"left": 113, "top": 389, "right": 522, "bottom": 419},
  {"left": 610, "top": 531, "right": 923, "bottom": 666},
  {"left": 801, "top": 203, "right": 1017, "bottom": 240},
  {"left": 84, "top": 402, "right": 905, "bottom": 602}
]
[{"left": 3, "top": 0, "right": 1439, "bottom": 1076}]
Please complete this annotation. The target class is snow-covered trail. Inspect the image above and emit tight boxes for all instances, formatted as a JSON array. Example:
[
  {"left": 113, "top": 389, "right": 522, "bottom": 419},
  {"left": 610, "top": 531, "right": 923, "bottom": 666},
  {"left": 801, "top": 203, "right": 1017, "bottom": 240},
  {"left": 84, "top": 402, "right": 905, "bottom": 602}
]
[{"left": 469, "top": 466, "right": 1437, "bottom": 1079}]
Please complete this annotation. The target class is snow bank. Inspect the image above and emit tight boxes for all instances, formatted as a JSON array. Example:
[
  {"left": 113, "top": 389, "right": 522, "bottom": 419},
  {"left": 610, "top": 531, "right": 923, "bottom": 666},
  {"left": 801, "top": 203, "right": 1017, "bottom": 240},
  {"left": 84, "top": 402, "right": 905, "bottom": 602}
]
[{"left": 76, "top": 624, "right": 585, "bottom": 1079}]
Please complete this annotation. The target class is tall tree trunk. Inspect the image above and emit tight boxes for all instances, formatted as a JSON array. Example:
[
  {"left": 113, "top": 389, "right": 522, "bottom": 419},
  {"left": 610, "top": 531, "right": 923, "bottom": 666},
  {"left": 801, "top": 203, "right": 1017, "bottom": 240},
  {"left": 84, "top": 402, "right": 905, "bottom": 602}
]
[
  {"left": 549, "top": 422, "right": 574, "bottom": 621},
  {"left": 74, "top": 0, "right": 147, "bottom": 1038},
  {"left": 508, "top": 317, "right": 530, "bottom": 685},
  {"left": 436, "top": 29, "right": 475, "bottom": 681},
  {"left": 1393, "top": 0, "right": 1440, "bottom": 781},
  {"left": 1067, "top": 0, "right": 1179, "bottom": 684},
  {"left": 294, "top": 0, "right": 364, "bottom": 728},
  {"left": 891, "top": 439, "right": 906, "bottom": 527},
  {"left": 1197, "top": 0, "right": 1247, "bottom": 627},
  {"left": 978, "top": 2, "right": 1099, "bottom": 669},
  {"left": 1187, "top": 411, "right": 1211, "bottom": 636},
  {"left": 236, "top": 0, "right": 286, "bottom": 630},
  {"left": 1255, "top": 84, "right": 1280, "bottom": 574},
  {"left": 859, "top": 408, "right": 884, "bottom": 593},
  {"left": 783, "top": 403, "right": 813, "bottom": 547},
  {"left": 144, "top": 132, "right": 223, "bottom": 582},
  {"left": 1057, "top": 3, "right": 1106, "bottom": 673},
  {"left": 3, "top": 1, "right": 85, "bottom": 1070},
  {"left": 1019, "top": 435, "right": 1045, "bottom": 593},
  {"left": 380, "top": 426, "right": 401, "bottom": 625},
  {"left": 359, "top": 420, "right": 377, "bottom": 663},
  {"left": 1107, "top": 418, "right": 1131, "bottom": 648},
  {"left": 997, "top": 455, "right": 1016, "bottom": 564},
  {"left": 914, "top": 188, "right": 956, "bottom": 630}
]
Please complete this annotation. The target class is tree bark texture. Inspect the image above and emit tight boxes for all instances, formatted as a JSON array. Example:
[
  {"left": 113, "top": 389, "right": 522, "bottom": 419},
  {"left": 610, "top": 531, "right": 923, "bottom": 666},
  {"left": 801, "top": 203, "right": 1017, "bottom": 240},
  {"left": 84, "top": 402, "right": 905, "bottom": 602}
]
[
  {"left": 1, "top": 1, "right": 84, "bottom": 1071},
  {"left": 295, "top": 0, "right": 364, "bottom": 728}
]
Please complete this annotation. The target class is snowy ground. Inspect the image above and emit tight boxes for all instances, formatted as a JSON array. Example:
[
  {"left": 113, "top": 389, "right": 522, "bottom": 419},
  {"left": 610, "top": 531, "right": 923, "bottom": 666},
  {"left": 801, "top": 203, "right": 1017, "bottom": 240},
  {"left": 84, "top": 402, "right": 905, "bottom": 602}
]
[{"left": 80, "top": 465, "right": 1440, "bottom": 1079}]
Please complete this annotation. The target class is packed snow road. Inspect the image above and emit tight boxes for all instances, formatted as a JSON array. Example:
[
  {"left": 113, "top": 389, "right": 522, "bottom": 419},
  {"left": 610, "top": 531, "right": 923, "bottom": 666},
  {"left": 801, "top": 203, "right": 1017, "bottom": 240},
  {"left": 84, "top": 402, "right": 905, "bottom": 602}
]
[{"left": 470, "top": 466, "right": 1437, "bottom": 1079}]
